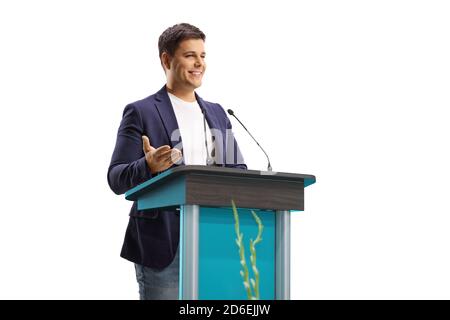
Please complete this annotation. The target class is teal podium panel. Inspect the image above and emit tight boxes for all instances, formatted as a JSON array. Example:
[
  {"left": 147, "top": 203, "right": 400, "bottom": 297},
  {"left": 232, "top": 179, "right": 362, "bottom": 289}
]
[{"left": 197, "top": 206, "right": 275, "bottom": 300}]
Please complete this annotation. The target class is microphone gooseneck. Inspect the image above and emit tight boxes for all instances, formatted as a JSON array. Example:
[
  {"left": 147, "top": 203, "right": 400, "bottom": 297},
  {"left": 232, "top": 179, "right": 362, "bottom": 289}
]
[
  {"left": 201, "top": 108, "right": 214, "bottom": 166},
  {"left": 227, "top": 109, "right": 272, "bottom": 172}
]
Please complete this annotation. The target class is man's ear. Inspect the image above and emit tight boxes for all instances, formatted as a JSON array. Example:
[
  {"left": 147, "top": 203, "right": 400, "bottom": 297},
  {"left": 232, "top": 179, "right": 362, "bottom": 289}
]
[{"left": 161, "top": 52, "right": 171, "bottom": 71}]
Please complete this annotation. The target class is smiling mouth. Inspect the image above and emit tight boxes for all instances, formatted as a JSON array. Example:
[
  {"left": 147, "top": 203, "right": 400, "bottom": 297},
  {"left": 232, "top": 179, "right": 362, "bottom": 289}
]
[{"left": 188, "top": 71, "right": 202, "bottom": 76}]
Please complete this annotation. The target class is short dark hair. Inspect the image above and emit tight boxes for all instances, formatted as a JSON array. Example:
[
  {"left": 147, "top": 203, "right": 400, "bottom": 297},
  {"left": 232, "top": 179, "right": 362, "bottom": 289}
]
[{"left": 158, "top": 23, "right": 206, "bottom": 59}]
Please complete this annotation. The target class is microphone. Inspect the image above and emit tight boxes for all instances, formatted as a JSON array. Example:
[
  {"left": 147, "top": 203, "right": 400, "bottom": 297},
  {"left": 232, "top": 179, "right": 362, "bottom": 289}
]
[
  {"left": 227, "top": 109, "right": 272, "bottom": 171},
  {"left": 201, "top": 108, "right": 215, "bottom": 166}
]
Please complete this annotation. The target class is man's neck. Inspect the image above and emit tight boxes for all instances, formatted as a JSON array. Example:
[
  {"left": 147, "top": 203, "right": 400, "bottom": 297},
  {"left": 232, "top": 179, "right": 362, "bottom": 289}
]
[{"left": 166, "top": 84, "right": 196, "bottom": 102}]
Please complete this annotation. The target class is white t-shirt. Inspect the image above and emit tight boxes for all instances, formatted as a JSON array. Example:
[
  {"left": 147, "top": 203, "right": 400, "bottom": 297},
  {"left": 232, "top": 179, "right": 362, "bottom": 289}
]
[{"left": 168, "top": 92, "right": 214, "bottom": 165}]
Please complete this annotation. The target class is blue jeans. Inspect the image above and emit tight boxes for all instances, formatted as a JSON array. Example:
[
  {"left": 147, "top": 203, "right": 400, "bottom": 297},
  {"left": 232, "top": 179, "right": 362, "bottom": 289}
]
[{"left": 134, "top": 246, "right": 179, "bottom": 300}]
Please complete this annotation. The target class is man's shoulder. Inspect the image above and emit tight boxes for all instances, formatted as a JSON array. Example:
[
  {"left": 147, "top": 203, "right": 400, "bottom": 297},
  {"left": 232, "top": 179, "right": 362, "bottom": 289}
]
[{"left": 198, "top": 96, "right": 227, "bottom": 116}]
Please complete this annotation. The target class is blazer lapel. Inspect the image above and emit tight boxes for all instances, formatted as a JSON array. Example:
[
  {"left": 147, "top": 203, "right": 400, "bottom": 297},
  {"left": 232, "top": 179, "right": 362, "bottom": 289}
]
[
  {"left": 196, "top": 92, "right": 222, "bottom": 165},
  {"left": 195, "top": 92, "right": 219, "bottom": 131},
  {"left": 154, "top": 85, "right": 222, "bottom": 166},
  {"left": 154, "top": 85, "right": 185, "bottom": 165}
]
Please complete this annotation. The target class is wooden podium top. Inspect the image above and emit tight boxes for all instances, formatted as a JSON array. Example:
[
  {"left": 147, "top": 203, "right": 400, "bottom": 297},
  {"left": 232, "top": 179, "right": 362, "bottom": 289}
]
[{"left": 125, "top": 165, "right": 316, "bottom": 211}]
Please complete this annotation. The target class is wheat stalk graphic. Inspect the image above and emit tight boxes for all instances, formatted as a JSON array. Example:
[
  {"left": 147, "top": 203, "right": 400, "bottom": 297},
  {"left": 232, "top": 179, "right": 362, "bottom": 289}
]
[{"left": 231, "top": 200, "right": 264, "bottom": 300}]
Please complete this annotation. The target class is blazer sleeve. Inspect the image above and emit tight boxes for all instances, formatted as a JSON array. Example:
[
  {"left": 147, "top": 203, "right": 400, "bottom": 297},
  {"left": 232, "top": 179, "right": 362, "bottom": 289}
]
[{"left": 107, "top": 104, "right": 153, "bottom": 195}]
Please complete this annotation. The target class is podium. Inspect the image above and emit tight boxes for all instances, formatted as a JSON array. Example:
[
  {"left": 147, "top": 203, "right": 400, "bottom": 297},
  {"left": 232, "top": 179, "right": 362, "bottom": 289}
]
[{"left": 125, "top": 165, "right": 316, "bottom": 300}]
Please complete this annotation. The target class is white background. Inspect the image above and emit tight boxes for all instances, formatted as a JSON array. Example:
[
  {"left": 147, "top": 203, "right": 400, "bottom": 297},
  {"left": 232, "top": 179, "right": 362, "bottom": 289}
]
[{"left": 1, "top": 0, "right": 449, "bottom": 299}]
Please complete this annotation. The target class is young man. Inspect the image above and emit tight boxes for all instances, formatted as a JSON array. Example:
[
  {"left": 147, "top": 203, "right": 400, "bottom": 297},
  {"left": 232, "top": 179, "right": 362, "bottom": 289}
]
[{"left": 107, "top": 23, "right": 247, "bottom": 300}]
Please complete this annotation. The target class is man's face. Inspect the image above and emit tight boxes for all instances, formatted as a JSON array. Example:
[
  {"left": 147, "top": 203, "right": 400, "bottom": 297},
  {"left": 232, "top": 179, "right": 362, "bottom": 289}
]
[{"left": 163, "top": 38, "right": 206, "bottom": 90}]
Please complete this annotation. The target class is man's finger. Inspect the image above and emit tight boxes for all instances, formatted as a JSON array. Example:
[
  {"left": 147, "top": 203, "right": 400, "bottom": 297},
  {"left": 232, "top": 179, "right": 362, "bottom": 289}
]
[
  {"left": 154, "top": 147, "right": 172, "bottom": 160},
  {"left": 166, "top": 150, "right": 182, "bottom": 164},
  {"left": 171, "top": 150, "right": 182, "bottom": 162},
  {"left": 158, "top": 149, "right": 180, "bottom": 163},
  {"left": 155, "top": 145, "right": 171, "bottom": 153},
  {"left": 142, "top": 136, "right": 152, "bottom": 154},
  {"left": 170, "top": 149, "right": 183, "bottom": 164},
  {"left": 163, "top": 155, "right": 179, "bottom": 168},
  {"left": 170, "top": 149, "right": 182, "bottom": 158},
  {"left": 155, "top": 150, "right": 172, "bottom": 161}
]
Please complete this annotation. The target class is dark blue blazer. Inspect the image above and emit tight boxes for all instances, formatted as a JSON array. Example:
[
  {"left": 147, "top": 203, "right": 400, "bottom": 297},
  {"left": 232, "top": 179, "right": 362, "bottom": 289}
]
[{"left": 107, "top": 85, "right": 247, "bottom": 269}]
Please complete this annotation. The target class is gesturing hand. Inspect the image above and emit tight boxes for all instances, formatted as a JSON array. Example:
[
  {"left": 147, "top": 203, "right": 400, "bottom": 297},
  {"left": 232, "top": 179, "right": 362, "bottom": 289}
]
[{"left": 142, "top": 135, "right": 182, "bottom": 174}]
